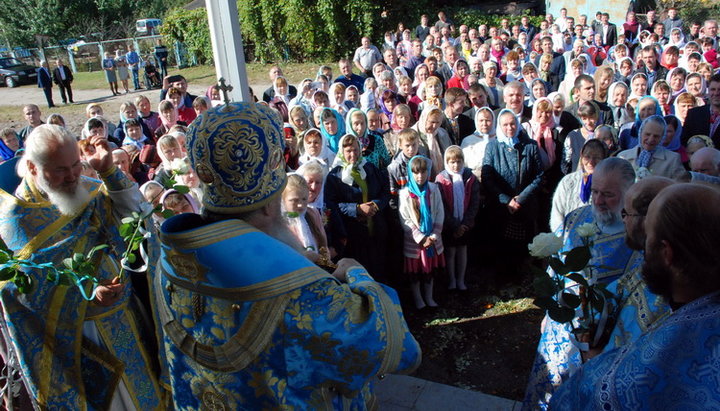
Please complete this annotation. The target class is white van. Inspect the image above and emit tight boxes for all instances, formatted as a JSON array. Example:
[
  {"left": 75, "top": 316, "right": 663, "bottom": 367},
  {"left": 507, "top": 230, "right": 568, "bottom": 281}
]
[{"left": 136, "top": 19, "right": 162, "bottom": 35}]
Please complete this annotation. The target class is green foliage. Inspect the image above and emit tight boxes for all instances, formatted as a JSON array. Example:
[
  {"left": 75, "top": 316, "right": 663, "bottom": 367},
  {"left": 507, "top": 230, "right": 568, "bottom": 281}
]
[
  {"left": 238, "top": 0, "right": 380, "bottom": 62},
  {"left": 161, "top": 8, "right": 213, "bottom": 65},
  {"left": 449, "top": 8, "right": 545, "bottom": 30}
]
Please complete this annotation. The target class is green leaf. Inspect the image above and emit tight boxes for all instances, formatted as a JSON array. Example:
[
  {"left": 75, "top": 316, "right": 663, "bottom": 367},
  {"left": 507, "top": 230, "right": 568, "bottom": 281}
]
[
  {"left": 561, "top": 292, "right": 582, "bottom": 309},
  {"left": 174, "top": 184, "right": 190, "bottom": 194},
  {"left": 126, "top": 254, "right": 136, "bottom": 264},
  {"left": 565, "top": 246, "right": 591, "bottom": 272},
  {"left": 549, "top": 257, "right": 568, "bottom": 275},
  {"left": 533, "top": 296, "right": 556, "bottom": 310},
  {"left": 566, "top": 273, "right": 589, "bottom": 287},
  {"left": 131, "top": 212, "right": 139, "bottom": 219},
  {"left": 15, "top": 274, "right": 32, "bottom": 294},
  {"left": 0, "top": 251, "right": 10, "bottom": 264},
  {"left": 87, "top": 244, "right": 109, "bottom": 259},
  {"left": 0, "top": 267, "right": 15, "bottom": 281},
  {"left": 119, "top": 224, "right": 133, "bottom": 238},
  {"left": 121, "top": 217, "right": 135, "bottom": 225},
  {"left": 63, "top": 257, "right": 74, "bottom": 269},
  {"left": 532, "top": 274, "right": 556, "bottom": 297},
  {"left": 161, "top": 209, "right": 176, "bottom": 219},
  {"left": 548, "top": 306, "right": 575, "bottom": 323},
  {"left": 73, "top": 253, "right": 85, "bottom": 264}
]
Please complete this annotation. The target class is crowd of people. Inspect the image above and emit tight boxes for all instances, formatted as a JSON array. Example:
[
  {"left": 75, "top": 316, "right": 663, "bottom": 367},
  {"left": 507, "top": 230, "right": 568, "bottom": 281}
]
[{"left": 1, "top": 5, "right": 720, "bottom": 410}]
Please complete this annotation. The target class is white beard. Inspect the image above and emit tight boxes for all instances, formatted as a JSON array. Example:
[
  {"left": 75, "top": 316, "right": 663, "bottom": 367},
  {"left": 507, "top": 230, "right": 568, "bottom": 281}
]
[
  {"left": 592, "top": 206, "right": 621, "bottom": 227},
  {"left": 35, "top": 174, "right": 91, "bottom": 216}
]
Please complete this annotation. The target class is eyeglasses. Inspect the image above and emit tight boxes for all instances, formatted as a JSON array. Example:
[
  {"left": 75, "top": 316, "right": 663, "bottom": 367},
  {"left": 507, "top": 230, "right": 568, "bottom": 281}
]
[{"left": 621, "top": 209, "right": 644, "bottom": 219}]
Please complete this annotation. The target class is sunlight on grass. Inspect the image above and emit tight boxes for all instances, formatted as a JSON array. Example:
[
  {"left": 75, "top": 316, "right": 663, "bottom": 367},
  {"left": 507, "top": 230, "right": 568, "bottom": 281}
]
[{"left": 423, "top": 298, "right": 537, "bottom": 327}]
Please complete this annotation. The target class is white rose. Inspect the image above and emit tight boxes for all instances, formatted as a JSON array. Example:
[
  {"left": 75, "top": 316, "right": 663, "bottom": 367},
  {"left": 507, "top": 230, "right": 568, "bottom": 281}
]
[
  {"left": 528, "top": 233, "right": 564, "bottom": 258},
  {"left": 576, "top": 223, "right": 597, "bottom": 238},
  {"left": 170, "top": 158, "right": 190, "bottom": 175}
]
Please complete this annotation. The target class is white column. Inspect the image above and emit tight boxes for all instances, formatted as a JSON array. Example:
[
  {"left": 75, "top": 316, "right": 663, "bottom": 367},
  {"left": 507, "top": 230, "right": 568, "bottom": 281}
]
[{"left": 206, "top": 0, "right": 250, "bottom": 103}]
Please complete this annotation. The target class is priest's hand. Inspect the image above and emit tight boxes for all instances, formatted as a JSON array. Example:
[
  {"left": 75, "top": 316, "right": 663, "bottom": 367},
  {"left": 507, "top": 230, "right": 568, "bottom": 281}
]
[
  {"left": 94, "top": 276, "right": 125, "bottom": 307},
  {"left": 332, "top": 258, "right": 362, "bottom": 283},
  {"left": 85, "top": 136, "right": 114, "bottom": 174}
]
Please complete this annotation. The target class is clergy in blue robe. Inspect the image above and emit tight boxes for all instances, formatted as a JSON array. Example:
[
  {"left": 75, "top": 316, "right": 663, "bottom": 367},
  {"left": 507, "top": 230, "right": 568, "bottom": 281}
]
[
  {"left": 523, "top": 158, "right": 636, "bottom": 410},
  {"left": 0, "top": 126, "right": 163, "bottom": 410},
  {"left": 550, "top": 183, "right": 720, "bottom": 410},
  {"left": 156, "top": 101, "right": 421, "bottom": 410}
]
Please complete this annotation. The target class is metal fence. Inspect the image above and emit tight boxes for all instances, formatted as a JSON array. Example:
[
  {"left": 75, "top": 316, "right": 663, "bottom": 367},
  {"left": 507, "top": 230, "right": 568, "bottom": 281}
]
[{"left": 4, "top": 35, "right": 190, "bottom": 74}]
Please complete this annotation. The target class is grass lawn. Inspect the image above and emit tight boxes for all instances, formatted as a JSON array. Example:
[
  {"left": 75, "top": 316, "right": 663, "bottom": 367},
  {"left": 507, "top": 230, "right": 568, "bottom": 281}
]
[{"left": 70, "top": 62, "right": 332, "bottom": 90}]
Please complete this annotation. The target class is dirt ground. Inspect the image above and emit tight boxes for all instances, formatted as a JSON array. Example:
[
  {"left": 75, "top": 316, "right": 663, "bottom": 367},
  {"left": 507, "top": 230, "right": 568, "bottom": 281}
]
[{"left": 390, "top": 242, "right": 544, "bottom": 401}]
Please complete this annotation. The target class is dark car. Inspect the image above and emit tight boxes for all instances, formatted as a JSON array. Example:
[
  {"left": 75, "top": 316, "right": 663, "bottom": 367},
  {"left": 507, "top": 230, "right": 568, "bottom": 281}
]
[{"left": 0, "top": 58, "right": 38, "bottom": 87}]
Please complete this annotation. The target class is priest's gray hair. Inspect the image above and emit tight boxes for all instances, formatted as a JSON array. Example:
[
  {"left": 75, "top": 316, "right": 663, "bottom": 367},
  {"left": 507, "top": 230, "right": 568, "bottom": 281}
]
[
  {"left": 18, "top": 124, "right": 76, "bottom": 177},
  {"left": 595, "top": 157, "right": 636, "bottom": 191}
]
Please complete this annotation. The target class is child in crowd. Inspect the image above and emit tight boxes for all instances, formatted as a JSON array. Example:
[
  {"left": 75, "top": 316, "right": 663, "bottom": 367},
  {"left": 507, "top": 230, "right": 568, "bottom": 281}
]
[
  {"left": 166, "top": 87, "right": 197, "bottom": 124},
  {"left": 122, "top": 118, "right": 149, "bottom": 150},
  {"left": 85, "top": 103, "right": 117, "bottom": 136},
  {"left": 161, "top": 189, "right": 199, "bottom": 215},
  {"left": 388, "top": 128, "right": 426, "bottom": 208},
  {"left": 154, "top": 134, "right": 184, "bottom": 187},
  {"left": 360, "top": 78, "right": 378, "bottom": 111},
  {"left": 562, "top": 101, "right": 599, "bottom": 174},
  {"left": 282, "top": 174, "right": 329, "bottom": 265},
  {"left": 367, "top": 109, "right": 383, "bottom": 133},
  {"left": 193, "top": 96, "right": 210, "bottom": 117},
  {"left": 435, "top": 147, "right": 479, "bottom": 290},
  {"left": 399, "top": 155, "right": 444, "bottom": 309},
  {"left": 135, "top": 95, "right": 161, "bottom": 132}
]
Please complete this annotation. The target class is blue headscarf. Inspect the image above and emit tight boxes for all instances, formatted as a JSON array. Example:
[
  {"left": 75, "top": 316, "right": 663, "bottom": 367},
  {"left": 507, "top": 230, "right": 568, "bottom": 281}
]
[
  {"left": 637, "top": 115, "right": 667, "bottom": 168},
  {"left": 495, "top": 109, "right": 521, "bottom": 147},
  {"left": 662, "top": 114, "right": 683, "bottom": 152},
  {"left": 406, "top": 155, "right": 433, "bottom": 237},
  {"left": 625, "top": 95, "right": 663, "bottom": 149},
  {"left": 0, "top": 133, "right": 20, "bottom": 161},
  {"left": 319, "top": 108, "right": 346, "bottom": 152}
]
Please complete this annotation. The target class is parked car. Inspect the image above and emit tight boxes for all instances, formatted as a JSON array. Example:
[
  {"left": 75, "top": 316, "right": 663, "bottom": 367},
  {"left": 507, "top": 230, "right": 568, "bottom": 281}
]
[
  {"left": 136, "top": 19, "right": 162, "bottom": 36},
  {"left": 0, "top": 58, "right": 38, "bottom": 87}
]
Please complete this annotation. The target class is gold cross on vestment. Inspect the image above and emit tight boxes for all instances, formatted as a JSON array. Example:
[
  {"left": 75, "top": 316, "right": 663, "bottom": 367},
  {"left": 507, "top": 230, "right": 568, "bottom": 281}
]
[{"left": 217, "top": 78, "right": 233, "bottom": 106}]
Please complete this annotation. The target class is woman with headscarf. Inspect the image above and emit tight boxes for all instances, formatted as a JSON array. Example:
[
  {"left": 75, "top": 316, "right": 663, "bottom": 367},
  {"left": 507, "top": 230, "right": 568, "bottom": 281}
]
[
  {"left": 413, "top": 106, "right": 452, "bottom": 179},
  {"left": 618, "top": 115, "right": 686, "bottom": 179},
  {"left": 549, "top": 139, "right": 608, "bottom": 233},
  {"left": 298, "top": 128, "right": 335, "bottom": 171},
  {"left": 318, "top": 107, "right": 346, "bottom": 152},
  {"left": 662, "top": 114, "right": 689, "bottom": 164},
  {"left": 205, "top": 85, "right": 223, "bottom": 107},
  {"left": 623, "top": 11, "right": 640, "bottom": 43},
  {"left": 479, "top": 61, "right": 504, "bottom": 109},
  {"left": 378, "top": 90, "right": 399, "bottom": 131},
  {"left": 446, "top": 59, "right": 470, "bottom": 90},
  {"left": 345, "top": 108, "right": 391, "bottom": 170},
  {"left": 667, "top": 27, "right": 686, "bottom": 49},
  {"left": 614, "top": 57, "right": 635, "bottom": 85},
  {"left": 461, "top": 107, "right": 495, "bottom": 179},
  {"left": 324, "top": 134, "right": 390, "bottom": 279},
  {"left": 527, "top": 78, "right": 549, "bottom": 106},
  {"left": 666, "top": 67, "right": 688, "bottom": 103},
  {"left": 160, "top": 188, "right": 200, "bottom": 215},
  {"left": 154, "top": 100, "right": 187, "bottom": 140},
  {"left": 618, "top": 95, "right": 663, "bottom": 150},
  {"left": 0, "top": 129, "right": 21, "bottom": 163},
  {"left": 607, "top": 81, "right": 632, "bottom": 128},
  {"left": 482, "top": 108, "right": 543, "bottom": 276},
  {"left": 685, "top": 72, "right": 707, "bottom": 107},
  {"left": 328, "top": 83, "right": 353, "bottom": 117}
]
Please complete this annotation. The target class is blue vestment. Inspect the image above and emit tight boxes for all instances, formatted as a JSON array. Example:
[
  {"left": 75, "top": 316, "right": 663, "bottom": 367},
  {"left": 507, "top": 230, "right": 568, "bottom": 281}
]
[
  {"left": 550, "top": 290, "right": 720, "bottom": 410},
  {"left": 156, "top": 214, "right": 421, "bottom": 410},
  {"left": 523, "top": 206, "right": 634, "bottom": 410},
  {"left": 0, "top": 168, "right": 163, "bottom": 410},
  {"left": 602, "top": 251, "right": 671, "bottom": 352}
]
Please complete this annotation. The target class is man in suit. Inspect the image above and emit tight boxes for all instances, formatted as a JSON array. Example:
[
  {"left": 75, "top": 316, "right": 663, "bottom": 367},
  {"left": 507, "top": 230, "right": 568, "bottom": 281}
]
[
  {"left": 600, "top": 13, "right": 617, "bottom": 47},
  {"left": 682, "top": 73, "right": 720, "bottom": 147},
  {"left": 36, "top": 60, "right": 54, "bottom": 108},
  {"left": 534, "top": 36, "right": 565, "bottom": 91},
  {"left": 52, "top": 59, "right": 73, "bottom": 104}
]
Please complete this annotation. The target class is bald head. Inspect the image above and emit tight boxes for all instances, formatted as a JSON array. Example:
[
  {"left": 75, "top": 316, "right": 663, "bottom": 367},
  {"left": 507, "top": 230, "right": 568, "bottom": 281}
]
[
  {"left": 644, "top": 183, "right": 720, "bottom": 302},
  {"left": 690, "top": 147, "right": 720, "bottom": 177},
  {"left": 623, "top": 177, "right": 674, "bottom": 250}
]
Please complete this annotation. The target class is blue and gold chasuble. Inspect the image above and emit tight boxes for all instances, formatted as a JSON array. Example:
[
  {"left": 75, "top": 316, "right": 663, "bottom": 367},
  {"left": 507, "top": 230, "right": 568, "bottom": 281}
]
[
  {"left": 0, "top": 168, "right": 163, "bottom": 410},
  {"left": 602, "top": 251, "right": 671, "bottom": 352},
  {"left": 157, "top": 214, "right": 421, "bottom": 410},
  {"left": 523, "top": 206, "right": 634, "bottom": 410},
  {"left": 551, "top": 290, "right": 720, "bottom": 410}
]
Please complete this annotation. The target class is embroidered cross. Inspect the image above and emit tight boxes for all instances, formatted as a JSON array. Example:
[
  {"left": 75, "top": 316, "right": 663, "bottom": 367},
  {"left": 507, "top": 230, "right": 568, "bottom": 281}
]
[{"left": 217, "top": 78, "right": 234, "bottom": 106}]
